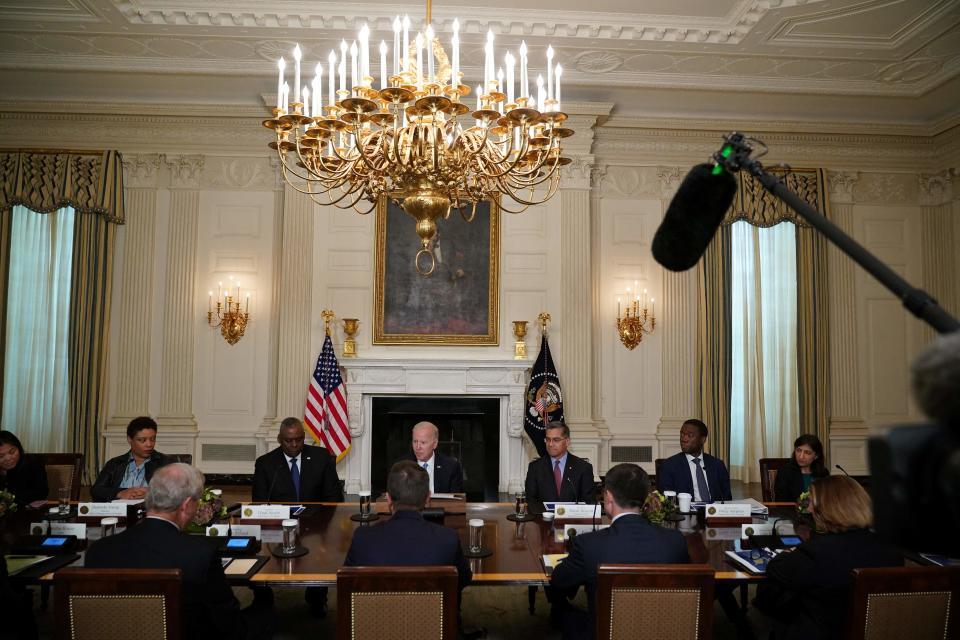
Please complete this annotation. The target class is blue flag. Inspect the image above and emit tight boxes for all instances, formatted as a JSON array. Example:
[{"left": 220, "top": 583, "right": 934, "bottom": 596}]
[{"left": 524, "top": 334, "right": 564, "bottom": 458}]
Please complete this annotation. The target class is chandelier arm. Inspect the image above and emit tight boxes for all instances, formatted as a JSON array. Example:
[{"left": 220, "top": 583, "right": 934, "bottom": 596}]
[
  {"left": 349, "top": 122, "right": 387, "bottom": 175},
  {"left": 497, "top": 172, "right": 561, "bottom": 207}
]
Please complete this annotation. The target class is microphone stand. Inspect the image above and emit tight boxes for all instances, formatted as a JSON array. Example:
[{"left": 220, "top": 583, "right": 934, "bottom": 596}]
[{"left": 714, "top": 133, "right": 960, "bottom": 335}]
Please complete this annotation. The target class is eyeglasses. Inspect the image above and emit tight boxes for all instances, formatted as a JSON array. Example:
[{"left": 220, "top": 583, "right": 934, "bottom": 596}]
[{"left": 545, "top": 437, "right": 567, "bottom": 444}]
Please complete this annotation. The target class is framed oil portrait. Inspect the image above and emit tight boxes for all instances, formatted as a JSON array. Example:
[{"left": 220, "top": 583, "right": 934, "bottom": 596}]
[{"left": 373, "top": 196, "right": 500, "bottom": 345}]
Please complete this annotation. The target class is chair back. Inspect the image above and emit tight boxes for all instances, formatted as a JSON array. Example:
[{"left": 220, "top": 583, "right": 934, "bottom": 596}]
[
  {"left": 336, "top": 566, "right": 459, "bottom": 640},
  {"left": 654, "top": 458, "right": 664, "bottom": 488},
  {"left": 35, "top": 453, "right": 84, "bottom": 501},
  {"left": 758, "top": 457, "right": 790, "bottom": 501},
  {"left": 596, "top": 564, "right": 715, "bottom": 640},
  {"left": 845, "top": 566, "right": 960, "bottom": 640},
  {"left": 165, "top": 453, "right": 193, "bottom": 466},
  {"left": 54, "top": 567, "right": 182, "bottom": 640}
]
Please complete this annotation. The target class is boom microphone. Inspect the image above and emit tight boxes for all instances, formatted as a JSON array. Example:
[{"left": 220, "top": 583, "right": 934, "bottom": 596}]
[{"left": 651, "top": 163, "right": 738, "bottom": 272}]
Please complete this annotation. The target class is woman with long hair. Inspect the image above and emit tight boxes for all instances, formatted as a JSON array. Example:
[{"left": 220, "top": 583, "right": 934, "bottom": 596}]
[
  {"left": 775, "top": 433, "right": 828, "bottom": 502},
  {"left": 0, "top": 430, "right": 48, "bottom": 506}
]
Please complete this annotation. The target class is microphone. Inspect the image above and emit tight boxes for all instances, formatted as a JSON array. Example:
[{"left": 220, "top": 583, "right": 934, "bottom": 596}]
[
  {"left": 651, "top": 163, "right": 738, "bottom": 272},
  {"left": 835, "top": 464, "right": 852, "bottom": 478}
]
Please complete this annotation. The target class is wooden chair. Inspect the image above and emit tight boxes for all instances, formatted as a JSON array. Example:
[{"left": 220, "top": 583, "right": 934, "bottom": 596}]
[
  {"left": 758, "top": 457, "right": 790, "bottom": 501},
  {"left": 845, "top": 566, "right": 960, "bottom": 640},
  {"left": 35, "top": 453, "right": 84, "bottom": 501},
  {"left": 165, "top": 453, "right": 193, "bottom": 466},
  {"left": 654, "top": 458, "right": 664, "bottom": 488},
  {"left": 54, "top": 567, "right": 182, "bottom": 640},
  {"left": 336, "top": 566, "right": 459, "bottom": 640},
  {"left": 596, "top": 564, "right": 715, "bottom": 640}
]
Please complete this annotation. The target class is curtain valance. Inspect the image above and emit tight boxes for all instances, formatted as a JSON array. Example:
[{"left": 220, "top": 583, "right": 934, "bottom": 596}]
[
  {"left": 0, "top": 150, "right": 125, "bottom": 224},
  {"left": 722, "top": 168, "right": 825, "bottom": 228}
]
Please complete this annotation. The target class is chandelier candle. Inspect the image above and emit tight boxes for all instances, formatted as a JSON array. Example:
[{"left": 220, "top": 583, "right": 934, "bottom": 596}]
[{"left": 264, "top": 13, "right": 574, "bottom": 275}]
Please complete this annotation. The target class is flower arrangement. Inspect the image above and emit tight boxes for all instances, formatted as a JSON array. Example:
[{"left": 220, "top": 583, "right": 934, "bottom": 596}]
[
  {"left": 0, "top": 489, "right": 18, "bottom": 518},
  {"left": 642, "top": 490, "right": 677, "bottom": 524},
  {"left": 190, "top": 488, "right": 227, "bottom": 527},
  {"left": 797, "top": 490, "right": 811, "bottom": 515}
]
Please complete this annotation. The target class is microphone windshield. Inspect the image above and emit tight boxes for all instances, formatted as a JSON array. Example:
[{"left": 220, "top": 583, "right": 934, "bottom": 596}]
[{"left": 651, "top": 163, "right": 738, "bottom": 272}]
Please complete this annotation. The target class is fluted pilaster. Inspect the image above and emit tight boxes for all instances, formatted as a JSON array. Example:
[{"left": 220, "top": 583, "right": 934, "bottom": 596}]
[
  {"left": 157, "top": 155, "right": 203, "bottom": 430},
  {"left": 274, "top": 183, "right": 314, "bottom": 426},
  {"left": 589, "top": 165, "right": 609, "bottom": 444},
  {"left": 919, "top": 171, "right": 958, "bottom": 345},
  {"left": 259, "top": 167, "right": 286, "bottom": 435}
]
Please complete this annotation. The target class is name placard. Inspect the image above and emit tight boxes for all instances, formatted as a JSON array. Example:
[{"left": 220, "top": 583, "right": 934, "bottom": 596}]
[
  {"left": 705, "top": 503, "right": 751, "bottom": 518},
  {"left": 741, "top": 523, "right": 773, "bottom": 539},
  {"left": 552, "top": 504, "right": 601, "bottom": 520},
  {"left": 230, "top": 524, "right": 262, "bottom": 540},
  {"left": 78, "top": 503, "right": 128, "bottom": 517},
  {"left": 240, "top": 504, "right": 290, "bottom": 520},
  {"left": 205, "top": 524, "right": 230, "bottom": 537},
  {"left": 30, "top": 522, "right": 88, "bottom": 539},
  {"left": 704, "top": 527, "right": 742, "bottom": 541}
]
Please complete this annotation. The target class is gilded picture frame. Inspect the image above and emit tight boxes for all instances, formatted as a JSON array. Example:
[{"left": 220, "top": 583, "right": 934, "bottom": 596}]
[{"left": 373, "top": 196, "right": 500, "bottom": 345}]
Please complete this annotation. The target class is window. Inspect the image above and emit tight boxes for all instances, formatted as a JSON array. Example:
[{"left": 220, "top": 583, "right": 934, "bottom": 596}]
[
  {"left": 728, "top": 220, "right": 799, "bottom": 482},
  {"left": 2, "top": 205, "right": 76, "bottom": 452}
]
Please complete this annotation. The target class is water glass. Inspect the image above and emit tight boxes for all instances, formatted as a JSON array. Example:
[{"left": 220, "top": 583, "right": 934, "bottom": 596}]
[
  {"left": 663, "top": 490, "right": 678, "bottom": 511},
  {"left": 58, "top": 487, "right": 70, "bottom": 515},
  {"left": 515, "top": 492, "right": 527, "bottom": 518},
  {"left": 678, "top": 493, "right": 692, "bottom": 513},
  {"left": 358, "top": 490, "right": 372, "bottom": 518},
  {"left": 468, "top": 519, "right": 484, "bottom": 553},
  {"left": 101, "top": 517, "right": 118, "bottom": 538},
  {"left": 281, "top": 519, "right": 299, "bottom": 554}
]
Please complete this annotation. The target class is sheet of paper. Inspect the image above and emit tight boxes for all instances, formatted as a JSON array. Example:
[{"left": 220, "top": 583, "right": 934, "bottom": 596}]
[
  {"left": 429, "top": 493, "right": 463, "bottom": 500},
  {"left": 541, "top": 553, "right": 568, "bottom": 570},
  {"left": 224, "top": 558, "right": 259, "bottom": 576},
  {"left": 5, "top": 555, "right": 52, "bottom": 576}
]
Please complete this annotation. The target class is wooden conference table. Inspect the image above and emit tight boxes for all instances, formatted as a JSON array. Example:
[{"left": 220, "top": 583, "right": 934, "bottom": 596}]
[{"left": 2, "top": 501, "right": 801, "bottom": 585}]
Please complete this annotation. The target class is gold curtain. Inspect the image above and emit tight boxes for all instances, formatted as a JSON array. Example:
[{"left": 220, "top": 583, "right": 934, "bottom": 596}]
[
  {"left": 0, "top": 150, "right": 124, "bottom": 480},
  {"left": 698, "top": 168, "right": 830, "bottom": 463}
]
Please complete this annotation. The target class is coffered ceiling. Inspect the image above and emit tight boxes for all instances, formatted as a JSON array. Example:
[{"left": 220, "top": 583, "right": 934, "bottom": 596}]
[{"left": 1, "top": 0, "right": 959, "bottom": 130}]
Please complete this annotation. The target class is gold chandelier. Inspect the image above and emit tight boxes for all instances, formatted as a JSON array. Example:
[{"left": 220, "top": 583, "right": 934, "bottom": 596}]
[{"left": 264, "top": 1, "right": 573, "bottom": 274}]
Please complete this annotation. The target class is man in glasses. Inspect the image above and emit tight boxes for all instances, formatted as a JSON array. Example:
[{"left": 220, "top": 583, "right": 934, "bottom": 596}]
[{"left": 524, "top": 421, "right": 596, "bottom": 513}]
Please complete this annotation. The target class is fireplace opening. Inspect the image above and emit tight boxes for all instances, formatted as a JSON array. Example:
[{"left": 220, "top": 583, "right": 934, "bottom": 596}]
[{"left": 371, "top": 396, "right": 500, "bottom": 501}]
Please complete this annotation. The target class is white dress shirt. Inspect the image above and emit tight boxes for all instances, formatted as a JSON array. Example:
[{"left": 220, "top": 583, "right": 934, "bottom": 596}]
[
  {"left": 685, "top": 453, "right": 711, "bottom": 502},
  {"left": 419, "top": 454, "right": 435, "bottom": 493}
]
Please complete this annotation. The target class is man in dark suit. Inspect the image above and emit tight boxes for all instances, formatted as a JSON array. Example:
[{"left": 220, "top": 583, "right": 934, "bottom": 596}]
[
  {"left": 551, "top": 463, "right": 689, "bottom": 638},
  {"left": 252, "top": 417, "right": 343, "bottom": 503},
  {"left": 251, "top": 417, "right": 342, "bottom": 615},
  {"left": 85, "top": 463, "right": 273, "bottom": 640},
  {"left": 396, "top": 421, "right": 464, "bottom": 493},
  {"left": 344, "top": 460, "right": 472, "bottom": 593},
  {"left": 525, "top": 422, "right": 596, "bottom": 513},
  {"left": 657, "top": 418, "right": 732, "bottom": 502}
]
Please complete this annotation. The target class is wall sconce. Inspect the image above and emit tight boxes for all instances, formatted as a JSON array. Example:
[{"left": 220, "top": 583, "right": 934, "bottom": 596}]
[
  {"left": 616, "top": 281, "right": 655, "bottom": 350},
  {"left": 208, "top": 276, "right": 250, "bottom": 345}
]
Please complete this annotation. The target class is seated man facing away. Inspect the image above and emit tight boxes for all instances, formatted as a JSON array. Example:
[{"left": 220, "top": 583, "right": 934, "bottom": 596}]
[
  {"left": 344, "top": 460, "right": 472, "bottom": 594},
  {"left": 91, "top": 416, "right": 170, "bottom": 501},
  {"left": 657, "top": 418, "right": 732, "bottom": 502},
  {"left": 550, "top": 463, "right": 690, "bottom": 639},
  {"left": 524, "top": 421, "right": 596, "bottom": 513},
  {"left": 85, "top": 463, "right": 273, "bottom": 640},
  {"left": 395, "top": 421, "right": 464, "bottom": 493}
]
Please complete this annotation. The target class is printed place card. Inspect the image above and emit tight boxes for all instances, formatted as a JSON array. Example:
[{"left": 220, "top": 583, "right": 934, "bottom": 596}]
[
  {"left": 29, "top": 522, "right": 87, "bottom": 539},
  {"left": 240, "top": 504, "right": 290, "bottom": 520},
  {"left": 230, "top": 524, "right": 262, "bottom": 540},
  {"left": 78, "top": 503, "right": 128, "bottom": 517},
  {"left": 705, "top": 503, "right": 751, "bottom": 518},
  {"left": 741, "top": 523, "right": 774, "bottom": 539},
  {"left": 552, "top": 504, "right": 601, "bottom": 520},
  {"left": 205, "top": 524, "right": 230, "bottom": 537},
  {"left": 704, "top": 527, "right": 742, "bottom": 541}
]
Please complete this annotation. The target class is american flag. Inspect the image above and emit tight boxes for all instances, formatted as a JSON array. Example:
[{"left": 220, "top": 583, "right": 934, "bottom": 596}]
[{"left": 304, "top": 333, "right": 350, "bottom": 461}]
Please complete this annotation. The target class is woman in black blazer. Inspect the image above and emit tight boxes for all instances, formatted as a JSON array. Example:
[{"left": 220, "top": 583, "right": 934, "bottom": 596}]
[
  {"left": 763, "top": 475, "right": 902, "bottom": 640},
  {"left": 774, "top": 433, "right": 828, "bottom": 502},
  {"left": 0, "top": 430, "right": 48, "bottom": 506}
]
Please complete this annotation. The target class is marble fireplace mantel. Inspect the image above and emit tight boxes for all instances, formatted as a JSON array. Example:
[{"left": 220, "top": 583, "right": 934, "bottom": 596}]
[{"left": 338, "top": 358, "right": 532, "bottom": 495}]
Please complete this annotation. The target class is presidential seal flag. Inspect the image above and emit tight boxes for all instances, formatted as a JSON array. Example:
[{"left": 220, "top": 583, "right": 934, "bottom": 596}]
[
  {"left": 304, "top": 332, "right": 351, "bottom": 461},
  {"left": 524, "top": 333, "right": 563, "bottom": 458}
]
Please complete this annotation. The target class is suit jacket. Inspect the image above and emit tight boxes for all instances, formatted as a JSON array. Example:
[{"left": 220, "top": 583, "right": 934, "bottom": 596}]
[
  {"left": 550, "top": 513, "right": 690, "bottom": 614},
  {"left": 0, "top": 455, "right": 48, "bottom": 506},
  {"left": 344, "top": 509, "right": 472, "bottom": 592},
  {"left": 397, "top": 451, "right": 464, "bottom": 493},
  {"left": 774, "top": 464, "right": 828, "bottom": 502},
  {"left": 252, "top": 444, "right": 343, "bottom": 502},
  {"left": 84, "top": 517, "right": 246, "bottom": 640},
  {"left": 765, "top": 529, "right": 903, "bottom": 640},
  {"left": 657, "top": 451, "right": 732, "bottom": 501},
  {"left": 525, "top": 453, "right": 595, "bottom": 512},
  {"left": 90, "top": 450, "right": 170, "bottom": 502}
]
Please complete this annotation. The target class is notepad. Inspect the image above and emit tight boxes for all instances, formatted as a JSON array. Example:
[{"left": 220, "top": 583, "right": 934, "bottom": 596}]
[
  {"left": 224, "top": 558, "right": 259, "bottom": 576},
  {"left": 5, "top": 555, "right": 51, "bottom": 576},
  {"left": 542, "top": 553, "right": 568, "bottom": 570}
]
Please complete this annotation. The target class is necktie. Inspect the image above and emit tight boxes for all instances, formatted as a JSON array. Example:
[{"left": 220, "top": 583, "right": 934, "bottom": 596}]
[
  {"left": 692, "top": 457, "right": 711, "bottom": 502},
  {"left": 290, "top": 458, "right": 301, "bottom": 501},
  {"left": 422, "top": 462, "right": 428, "bottom": 471},
  {"left": 554, "top": 459, "right": 563, "bottom": 498}
]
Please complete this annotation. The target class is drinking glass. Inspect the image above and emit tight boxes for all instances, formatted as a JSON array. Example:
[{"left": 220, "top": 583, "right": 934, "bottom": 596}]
[
  {"left": 678, "top": 493, "right": 692, "bottom": 513},
  {"left": 281, "top": 519, "right": 299, "bottom": 554},
  {"left": 358, "top": 490, "right": 372, "bottom": 518},
  {"left": 515, "top": 492, "right": 527, "bottom": 518},
  {"left": 101, "top": 517, "right": 118, "bottom": 538},
  {"left": 58, "top": 487, "right": 70, "bottom": 515},
  {"left": 468, "top": 519, "right": 484, "bottom": 553}
]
